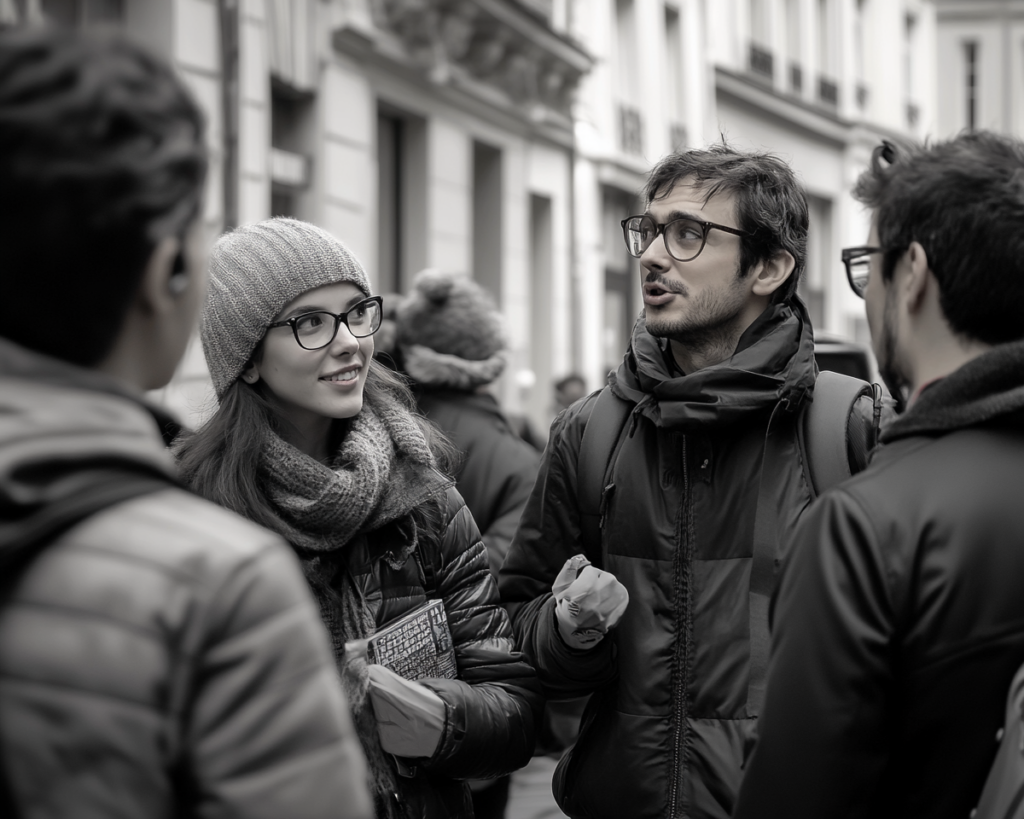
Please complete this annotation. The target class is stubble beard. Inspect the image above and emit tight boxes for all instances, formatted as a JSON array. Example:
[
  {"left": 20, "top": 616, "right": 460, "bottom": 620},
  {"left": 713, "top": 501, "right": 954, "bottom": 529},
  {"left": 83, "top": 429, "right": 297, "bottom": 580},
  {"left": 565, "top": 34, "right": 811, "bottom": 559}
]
[
  {"left": 877, "top": 287, "right": 909, "bottom": 404},
  {"left": 644, "top": 268, "right": 749, "bottom": 362}
]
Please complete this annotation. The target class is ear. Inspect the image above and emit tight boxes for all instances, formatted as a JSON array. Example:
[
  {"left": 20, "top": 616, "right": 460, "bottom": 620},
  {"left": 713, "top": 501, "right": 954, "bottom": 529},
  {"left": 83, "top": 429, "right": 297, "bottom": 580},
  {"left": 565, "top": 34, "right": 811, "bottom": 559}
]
[
  {"left": 241, "top": 362, "right": 260, "bottom": 385},
  {"left": 136, "top": 235, "right": 184, "bottom": 316},
  {"left": 903, "top": 241, "right": 930, "bottom": 314},
  {"left": 751, "top": 250, "right": 796, "bottom": 297}
]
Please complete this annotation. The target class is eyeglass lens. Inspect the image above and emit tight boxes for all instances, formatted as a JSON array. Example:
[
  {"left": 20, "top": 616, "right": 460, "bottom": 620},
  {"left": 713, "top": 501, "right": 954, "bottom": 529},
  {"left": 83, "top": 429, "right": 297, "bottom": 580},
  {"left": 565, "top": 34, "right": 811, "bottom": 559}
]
[
  {"left": 847, "top": 257, "right": 870, "bottom": 297},
  {"left": 293, "top": 299, "right": 382, "bottom": 349},
  {"left": 624, "top": 215, "right": 706, "bottom": 262}
]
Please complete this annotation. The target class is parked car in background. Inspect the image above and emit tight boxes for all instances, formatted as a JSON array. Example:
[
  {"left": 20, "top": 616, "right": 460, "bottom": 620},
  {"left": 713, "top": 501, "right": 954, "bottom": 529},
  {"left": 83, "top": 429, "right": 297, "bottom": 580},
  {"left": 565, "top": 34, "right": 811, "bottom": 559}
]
[{"left": 813, "top": 332, "right": 877, "bottom": 383}]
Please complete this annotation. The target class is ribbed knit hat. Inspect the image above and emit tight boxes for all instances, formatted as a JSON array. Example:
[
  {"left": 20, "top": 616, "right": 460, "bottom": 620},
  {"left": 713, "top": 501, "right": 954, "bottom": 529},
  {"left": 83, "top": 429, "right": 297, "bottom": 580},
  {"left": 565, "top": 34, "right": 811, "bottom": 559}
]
[
  {"left": 201, "top": 217, "right": 371, "bottom": 398},
  {"left": 395, "top": 269, "right": 507, "bottom": 390}
]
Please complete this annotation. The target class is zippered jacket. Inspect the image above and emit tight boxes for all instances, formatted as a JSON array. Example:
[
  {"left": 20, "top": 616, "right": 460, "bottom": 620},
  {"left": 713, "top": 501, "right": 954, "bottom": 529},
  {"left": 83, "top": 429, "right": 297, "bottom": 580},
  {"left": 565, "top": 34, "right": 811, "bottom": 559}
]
[
  {"left": 733, "top": 339, "right": 1024, "bottom": 819},
  {"left": 0, "top": 338, "right": 372, "bottom": 819},
  {"left": 501, "top": 299, "right": 872, "bottom": 819}
]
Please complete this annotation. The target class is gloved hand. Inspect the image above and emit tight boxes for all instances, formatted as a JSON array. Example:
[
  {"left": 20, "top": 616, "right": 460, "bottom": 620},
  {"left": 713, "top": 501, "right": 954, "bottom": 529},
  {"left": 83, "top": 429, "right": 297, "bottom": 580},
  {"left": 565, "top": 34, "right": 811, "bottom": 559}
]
[
  {"left": 552, "top": 554, "right": 629, "bottom": 650},
  {"left": 367, "top": 664, "right": 447, "bottom": 759}
]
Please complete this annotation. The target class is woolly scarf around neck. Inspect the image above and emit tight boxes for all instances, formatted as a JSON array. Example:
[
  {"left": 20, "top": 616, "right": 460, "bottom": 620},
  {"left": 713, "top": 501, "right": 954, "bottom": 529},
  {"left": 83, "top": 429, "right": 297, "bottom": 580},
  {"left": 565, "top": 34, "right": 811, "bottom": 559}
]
[{"left": 256, "top": 389, "right": 451, "bottom": 818}]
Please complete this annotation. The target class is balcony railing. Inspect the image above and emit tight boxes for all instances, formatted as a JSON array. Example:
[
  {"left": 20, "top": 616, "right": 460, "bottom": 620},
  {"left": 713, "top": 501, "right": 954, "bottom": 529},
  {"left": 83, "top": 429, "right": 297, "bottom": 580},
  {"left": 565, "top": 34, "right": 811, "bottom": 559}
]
[
  {"left": 818, "top": 76, "right": 839, "bottom": 107},
  {"left": 749, "top": 42, "right": 774, "bottom": 81},
  {"left": 619, "top": 103, "right": 645, "bottom": 156}
]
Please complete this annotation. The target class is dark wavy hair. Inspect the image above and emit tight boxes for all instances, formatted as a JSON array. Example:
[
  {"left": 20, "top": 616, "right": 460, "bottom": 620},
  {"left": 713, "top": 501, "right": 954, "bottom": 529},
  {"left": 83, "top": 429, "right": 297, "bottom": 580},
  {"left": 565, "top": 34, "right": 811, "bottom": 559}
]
[
  {"left": 175, "top": 355, "right": 458, "bottom": 549},
  {"left": 853, "top": 131, "right": 1024, "bottom": 345},
  {"left": 0, "top": 26, "right": 207, "bottom": 365},
  {"left": 643, "top": 143, "right": 809, "bottom": 303}
]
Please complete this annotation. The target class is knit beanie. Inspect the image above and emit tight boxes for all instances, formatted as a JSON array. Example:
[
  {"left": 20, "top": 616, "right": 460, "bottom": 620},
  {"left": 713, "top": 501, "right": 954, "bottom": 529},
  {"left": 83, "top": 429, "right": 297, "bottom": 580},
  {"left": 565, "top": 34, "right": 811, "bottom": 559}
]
[
  {"left": 201, "top": 217, "right": 371, "bottom": 398},
  {"left": 395, "top": 269, "right": 507, "bottom": 390}
]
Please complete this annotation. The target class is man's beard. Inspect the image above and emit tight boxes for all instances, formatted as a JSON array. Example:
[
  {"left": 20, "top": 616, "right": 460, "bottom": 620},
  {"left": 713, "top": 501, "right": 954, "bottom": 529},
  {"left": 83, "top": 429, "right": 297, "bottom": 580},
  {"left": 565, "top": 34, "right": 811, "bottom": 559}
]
[
  {"left": 643, "top": 269, "right": 748, "bottom": 355},
  {"left": 877, "top": 287, "right": 910, "bottom": 408}
]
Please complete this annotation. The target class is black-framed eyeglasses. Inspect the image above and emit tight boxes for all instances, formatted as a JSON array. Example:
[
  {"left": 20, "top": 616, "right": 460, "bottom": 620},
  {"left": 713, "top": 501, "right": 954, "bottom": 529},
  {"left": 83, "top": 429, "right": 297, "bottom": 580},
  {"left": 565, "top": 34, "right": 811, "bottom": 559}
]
[
  {"left": 267, "top": 296, "right": 384, "bottom": 350},
  {"left": 841, "top": 246, "right": 883, "bottom": 298},
  {"left": 620, "top": 213, "right": 749, "bottom": 262}
]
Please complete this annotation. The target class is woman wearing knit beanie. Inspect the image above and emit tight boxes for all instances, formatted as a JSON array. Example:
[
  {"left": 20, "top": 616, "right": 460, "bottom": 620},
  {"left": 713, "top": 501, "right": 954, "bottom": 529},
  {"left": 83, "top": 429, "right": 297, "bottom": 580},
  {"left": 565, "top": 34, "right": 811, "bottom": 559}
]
[{"left": 174, "top": 218, "right": 542, "bottom": 819}]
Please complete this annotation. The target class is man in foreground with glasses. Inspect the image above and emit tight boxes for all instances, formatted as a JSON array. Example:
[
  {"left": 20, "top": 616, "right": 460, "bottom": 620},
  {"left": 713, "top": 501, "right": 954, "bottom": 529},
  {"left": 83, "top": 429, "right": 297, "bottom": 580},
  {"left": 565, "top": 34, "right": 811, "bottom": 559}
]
[
  {"left": 734, "top": 131, "right": 1024, "bottom": 819},
  {"left": 501, "top": 144, "right": 883, "bottom": 819}
]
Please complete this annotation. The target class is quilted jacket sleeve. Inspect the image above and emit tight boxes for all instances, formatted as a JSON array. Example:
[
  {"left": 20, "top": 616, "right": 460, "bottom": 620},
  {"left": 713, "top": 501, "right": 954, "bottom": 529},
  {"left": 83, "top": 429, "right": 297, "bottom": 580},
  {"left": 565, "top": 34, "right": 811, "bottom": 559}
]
[
  {"left": 498, "top": 401, "right": 618, "bottom": 700},
  {"left": 416, "top": 488, "right": 544, "bottom": 781},
  {"left": 187, "top": 537, "right": 374, "bottom": 819}
]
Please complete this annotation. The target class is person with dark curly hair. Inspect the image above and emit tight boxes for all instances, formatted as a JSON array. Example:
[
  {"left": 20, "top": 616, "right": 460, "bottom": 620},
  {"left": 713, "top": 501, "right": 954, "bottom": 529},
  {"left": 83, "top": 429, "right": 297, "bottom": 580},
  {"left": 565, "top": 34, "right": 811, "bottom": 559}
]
[{"left": 0, "top": 26, "right": 372, "bottom": 818}]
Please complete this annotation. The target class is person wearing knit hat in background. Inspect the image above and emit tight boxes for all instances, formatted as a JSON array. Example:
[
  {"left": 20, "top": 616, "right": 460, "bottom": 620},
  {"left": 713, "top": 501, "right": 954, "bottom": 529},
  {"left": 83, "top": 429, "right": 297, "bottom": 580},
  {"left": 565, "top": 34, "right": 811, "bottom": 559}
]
[
  {"left": 174, "top": 218, "right": 541, "bottom": 819},
  {"left": 394, "top": 268, "right": 543, "bottom": 819}
]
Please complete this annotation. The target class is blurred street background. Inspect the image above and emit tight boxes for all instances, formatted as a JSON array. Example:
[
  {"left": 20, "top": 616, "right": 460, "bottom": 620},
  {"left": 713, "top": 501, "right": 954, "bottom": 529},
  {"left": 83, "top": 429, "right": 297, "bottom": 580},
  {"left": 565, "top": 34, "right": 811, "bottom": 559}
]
[{"left": 2, "top": 0, "right": 1013, "bottom": 439}]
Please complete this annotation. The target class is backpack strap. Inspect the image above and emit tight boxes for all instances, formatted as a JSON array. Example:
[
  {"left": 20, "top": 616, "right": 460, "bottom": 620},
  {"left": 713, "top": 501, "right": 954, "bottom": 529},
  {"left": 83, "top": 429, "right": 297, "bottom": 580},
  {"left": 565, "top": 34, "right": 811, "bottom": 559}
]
[
  {"left": 801, "top": 370, "right": 874, "bottom": 497},
  {"left": 576, "top": 388, "right": 634, "bottom": 570},
  {"left": 748, "top": 370, "right": 876, "bottom": 717}
]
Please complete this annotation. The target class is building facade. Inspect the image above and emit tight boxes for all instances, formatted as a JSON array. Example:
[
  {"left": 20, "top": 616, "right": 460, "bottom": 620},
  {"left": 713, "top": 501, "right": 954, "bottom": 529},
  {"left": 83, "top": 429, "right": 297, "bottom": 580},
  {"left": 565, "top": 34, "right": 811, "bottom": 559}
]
[
  {"left": 933, "top": 0, "right": 1024, "bottom": 138},
  {"left": 4, "top": 0, "right": 936, "bottom": 435},
  {"left": 569, "top": 0, "right": 936, "bottom": 398}
]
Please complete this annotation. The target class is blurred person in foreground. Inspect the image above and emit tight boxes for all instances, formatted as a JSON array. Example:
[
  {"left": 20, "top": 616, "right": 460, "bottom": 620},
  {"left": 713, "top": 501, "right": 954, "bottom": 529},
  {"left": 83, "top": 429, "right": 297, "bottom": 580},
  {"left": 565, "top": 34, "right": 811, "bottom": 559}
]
[
  {"left": 174, "top": 220, "right": 542, "bottom": 819},
  {"left": 393, "top": 268, "right": 542, "bottom": 819},
  {"left": 0, "top": 27, "right": 371, "bottom": 818},
  {"left": 733, "top": 132, "right": 1024, "bottom": 819},
  {"left": 500, "top": 144, "right": 885, "bottom": 819}
]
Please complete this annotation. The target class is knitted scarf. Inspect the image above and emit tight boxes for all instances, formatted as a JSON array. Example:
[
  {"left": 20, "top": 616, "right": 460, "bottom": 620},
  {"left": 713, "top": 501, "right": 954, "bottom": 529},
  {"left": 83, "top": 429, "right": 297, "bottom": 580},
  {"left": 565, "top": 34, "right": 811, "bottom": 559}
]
[{"left": 256, "top": 390, "right": 447, "bottom": 819}]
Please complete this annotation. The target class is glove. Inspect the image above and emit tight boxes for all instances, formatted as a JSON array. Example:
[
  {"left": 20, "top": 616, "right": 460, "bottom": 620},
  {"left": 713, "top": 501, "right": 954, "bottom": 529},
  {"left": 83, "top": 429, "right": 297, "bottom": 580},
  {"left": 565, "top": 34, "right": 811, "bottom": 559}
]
[
  {"left": 552, "top": 554, "right": 629, "bottom": 650},
  {"left": 367, "top": 664, "right": 447, "bottom": 759}
]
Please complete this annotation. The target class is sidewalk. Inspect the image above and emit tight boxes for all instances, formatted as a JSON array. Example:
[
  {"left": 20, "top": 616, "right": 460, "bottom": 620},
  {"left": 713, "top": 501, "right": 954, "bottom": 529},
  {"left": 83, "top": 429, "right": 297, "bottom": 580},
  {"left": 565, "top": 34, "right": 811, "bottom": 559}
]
[{"left": 507, "top": 756, "right": 568, "bottom": 819}]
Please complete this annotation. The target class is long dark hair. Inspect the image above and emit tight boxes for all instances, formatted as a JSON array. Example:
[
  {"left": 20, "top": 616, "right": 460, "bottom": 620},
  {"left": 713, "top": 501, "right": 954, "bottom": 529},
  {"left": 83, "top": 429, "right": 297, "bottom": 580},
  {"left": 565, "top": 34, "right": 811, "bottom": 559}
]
[{"left": 175, "top": 357, "right": 458, "bottom": 545}]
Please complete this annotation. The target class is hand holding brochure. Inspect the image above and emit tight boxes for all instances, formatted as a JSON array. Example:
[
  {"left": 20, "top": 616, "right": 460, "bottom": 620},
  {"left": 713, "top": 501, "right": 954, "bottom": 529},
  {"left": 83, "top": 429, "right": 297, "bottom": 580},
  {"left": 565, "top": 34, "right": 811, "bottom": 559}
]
[{"left": 366, "top": 598, "right": 457, "bottom": 681}]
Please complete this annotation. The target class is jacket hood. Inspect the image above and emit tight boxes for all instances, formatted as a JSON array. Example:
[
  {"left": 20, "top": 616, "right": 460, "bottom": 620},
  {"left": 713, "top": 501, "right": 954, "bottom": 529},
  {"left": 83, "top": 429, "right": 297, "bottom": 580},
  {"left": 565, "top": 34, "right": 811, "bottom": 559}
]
[
  {"left": 610, "top": 297, "right": 818, "bottom": 430},
  {"left": 0, "top": 338, "right": 179, "bottom": 553},
  {"left": 881, "top": 339, "right": 1024, "bottom": 443}
]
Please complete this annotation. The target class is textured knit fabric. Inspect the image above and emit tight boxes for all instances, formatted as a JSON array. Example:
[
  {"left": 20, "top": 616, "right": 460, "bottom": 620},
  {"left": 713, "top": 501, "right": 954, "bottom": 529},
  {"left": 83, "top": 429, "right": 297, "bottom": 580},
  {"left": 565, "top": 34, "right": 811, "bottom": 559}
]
[
  {"left": 254, "top": 389, "right": 444, "bottom": 818},
  {"left": 500, "top": 300, "right": 882, "bottom": 819},
  {"left": 202, "top": 218, "right": 372, "bottom": 397},
  {"left": 0, "top": 337, "right": 373, "bottom": 819},
  {"left": 732, "top": 339, "right": 1024, "bottom": 819},
  {"left": 396, "top": 269, "right": 506, "bottom": 367}
]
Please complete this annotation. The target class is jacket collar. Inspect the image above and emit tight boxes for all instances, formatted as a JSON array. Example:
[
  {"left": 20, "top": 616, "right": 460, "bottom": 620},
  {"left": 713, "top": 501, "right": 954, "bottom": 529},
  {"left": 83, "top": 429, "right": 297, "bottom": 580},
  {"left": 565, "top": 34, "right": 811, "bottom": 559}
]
[
  {"left": 881, "top": 339, "right": 1024, "bottom": 443},
  {"left": 610, "top": 297, "right": 818, "bottom": 430}
]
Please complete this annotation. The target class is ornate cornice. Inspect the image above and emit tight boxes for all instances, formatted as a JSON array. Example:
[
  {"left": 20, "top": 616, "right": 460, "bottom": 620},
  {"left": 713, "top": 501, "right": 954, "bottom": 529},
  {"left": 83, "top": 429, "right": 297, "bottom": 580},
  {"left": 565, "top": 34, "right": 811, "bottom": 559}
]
[{"left": 333, "top": 0, "right": 592, "bottom": 126}]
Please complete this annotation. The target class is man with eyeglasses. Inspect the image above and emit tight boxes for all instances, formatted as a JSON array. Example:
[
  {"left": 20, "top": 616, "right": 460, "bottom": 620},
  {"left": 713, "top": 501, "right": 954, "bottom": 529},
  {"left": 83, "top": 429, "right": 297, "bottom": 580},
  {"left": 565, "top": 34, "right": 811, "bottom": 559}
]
[
  {"left": 734, "top": 132, "right": 1024, "bottom": 819},
  {"left": 500, "top": 144, "right": 883, "bottom": 819}
]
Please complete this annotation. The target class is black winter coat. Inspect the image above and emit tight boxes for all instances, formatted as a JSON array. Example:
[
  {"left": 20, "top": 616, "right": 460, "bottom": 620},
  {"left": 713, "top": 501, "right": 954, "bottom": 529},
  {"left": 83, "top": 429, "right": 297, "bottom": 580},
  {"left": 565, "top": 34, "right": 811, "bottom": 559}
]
[
  {"left": 500, "top": 301, "right": 878, "bottom": 819},
  {"left": 733, "top": 339, "right": 1024, "bottom": 819},
  {"left": 346, "top": 477, "right": 542, "bottom": 819},
  {"left": 416, "top": 389, "right": 540, "bottom": 577}
]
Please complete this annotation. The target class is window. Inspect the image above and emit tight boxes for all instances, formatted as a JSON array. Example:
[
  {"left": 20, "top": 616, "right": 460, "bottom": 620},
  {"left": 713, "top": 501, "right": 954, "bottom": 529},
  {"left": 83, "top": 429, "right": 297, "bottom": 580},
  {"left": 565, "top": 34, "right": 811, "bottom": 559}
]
[
  {"left": 377, "top": 106, "right": 427, "bottom": 295},
  {"left": 664, "top": 5, "right": 683, "bottom": 126},
  {"left": 473, "top": 141, "right": 503, "bottom": 306},
  {"left": 270, "top": 84, "right": 313, "bottom": 219},
  {"left": 965, "top": 41, "right": 978, "bottom": 130},
  {"left": 615, "top": 0, "right": 639, "bottom": 100},
  {"left": 786, "top": 0, "right": 802, "bottom": 92}
]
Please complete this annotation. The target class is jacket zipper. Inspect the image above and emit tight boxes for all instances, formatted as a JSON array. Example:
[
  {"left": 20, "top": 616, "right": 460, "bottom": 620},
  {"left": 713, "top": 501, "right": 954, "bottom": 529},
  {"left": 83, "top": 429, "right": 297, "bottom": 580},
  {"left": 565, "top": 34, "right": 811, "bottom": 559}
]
[{"left": 668, "top": 434, "right": 690, "bottom": 818}]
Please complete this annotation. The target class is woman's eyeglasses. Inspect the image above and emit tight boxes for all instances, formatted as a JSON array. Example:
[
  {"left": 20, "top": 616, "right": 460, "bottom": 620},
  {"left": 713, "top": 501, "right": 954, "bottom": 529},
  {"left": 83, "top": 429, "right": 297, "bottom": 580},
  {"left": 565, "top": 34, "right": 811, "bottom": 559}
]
[{"left": 267, "top": 296, "right": 384, "bottom": 350}]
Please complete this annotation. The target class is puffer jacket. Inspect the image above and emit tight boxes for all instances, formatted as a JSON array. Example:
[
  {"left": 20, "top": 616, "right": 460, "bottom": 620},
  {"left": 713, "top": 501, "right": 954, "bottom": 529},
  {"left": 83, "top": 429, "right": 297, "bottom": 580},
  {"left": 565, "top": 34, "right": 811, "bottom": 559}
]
[
  {"left": 733, "top": 339, "right": 1024, "bottom": 819},
  {"left": 0, "top": 339, "right": 371, "bottom": 819},
  {"left": 415, "top": 389, "right": 540, "bottom": 577},
  {"left": 500, "top": 300, "right": 878, "bottom": 819},
  {"left": 334, "top": 463, "right": 542, "bottom": 819}
]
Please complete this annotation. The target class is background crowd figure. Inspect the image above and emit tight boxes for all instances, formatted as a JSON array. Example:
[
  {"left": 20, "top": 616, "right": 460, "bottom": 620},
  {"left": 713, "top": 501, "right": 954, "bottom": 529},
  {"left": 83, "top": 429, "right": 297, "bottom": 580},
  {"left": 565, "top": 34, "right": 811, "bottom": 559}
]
[{"left": 2, "top": 23, "right": 1024, "bottom": 819}]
